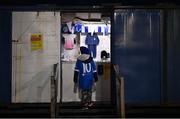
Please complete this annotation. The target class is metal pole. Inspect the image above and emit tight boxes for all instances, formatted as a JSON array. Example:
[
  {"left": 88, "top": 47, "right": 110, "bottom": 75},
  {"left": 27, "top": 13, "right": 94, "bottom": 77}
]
[
  {"left": 51, "top": 76, "right": 56, "bottom": 118},
  {"left": 120, "top": 77, "right": 125, "bottom": 118}
]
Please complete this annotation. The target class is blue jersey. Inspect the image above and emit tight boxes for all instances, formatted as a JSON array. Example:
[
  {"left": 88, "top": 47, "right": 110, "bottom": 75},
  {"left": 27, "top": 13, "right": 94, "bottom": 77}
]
[
  {"left": 75, "top": 59, "right": 97, "bottom": 90},
  {"left": 85, "top": 33, "right": 100, "bottom": 58}
]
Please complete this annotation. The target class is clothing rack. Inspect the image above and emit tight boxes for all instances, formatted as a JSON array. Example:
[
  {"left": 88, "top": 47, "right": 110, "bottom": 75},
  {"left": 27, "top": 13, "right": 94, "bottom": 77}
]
[{"left": 80, "top": 32, "right": 110, "bottom": 36}]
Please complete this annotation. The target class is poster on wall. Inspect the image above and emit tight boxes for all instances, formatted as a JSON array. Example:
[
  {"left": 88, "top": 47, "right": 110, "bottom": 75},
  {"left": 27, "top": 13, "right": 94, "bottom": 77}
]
[{"left": 30, "top": 33, "right": 43, "bottom": 51}]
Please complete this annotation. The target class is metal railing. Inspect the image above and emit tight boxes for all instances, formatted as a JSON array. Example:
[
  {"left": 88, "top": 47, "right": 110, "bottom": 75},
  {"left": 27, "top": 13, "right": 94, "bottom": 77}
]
[
  {"left": 113, "top": 64, "right": 125, "bottom": 118},
  {"left": 50, "top": 63, "right": 59, "bottom": 118}
]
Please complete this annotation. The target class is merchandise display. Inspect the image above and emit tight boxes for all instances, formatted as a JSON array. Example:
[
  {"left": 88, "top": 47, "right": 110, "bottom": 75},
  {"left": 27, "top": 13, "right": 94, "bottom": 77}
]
[
  {"left": 63, "top": 34, "right": 76, "bottom": 50},
  {"left": 101, "top": 50, "right": 110, "bottom": 60},
  {"left": 74, "top": 22, "right": 82, "bottom": 33},
  {"left": 85, "top": 33, "right": 100, "bottom": 58},
  {"left": 61, "top": 12, "right": 111, "bottom": 62},
  {"left": 61, "top": 24, "right": 70, "bottom": 33}
]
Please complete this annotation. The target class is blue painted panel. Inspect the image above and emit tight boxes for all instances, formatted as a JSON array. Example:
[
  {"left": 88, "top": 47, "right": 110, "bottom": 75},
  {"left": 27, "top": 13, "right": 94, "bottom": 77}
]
[
  {"left": 167, "top": 10, "right": 180, "bottom": 102},
  {"left": 113, "top": 10, "right": 161, "bottom": 103},
  {"left": 0, "top": 11, "right": 12, "bottom": 103}
]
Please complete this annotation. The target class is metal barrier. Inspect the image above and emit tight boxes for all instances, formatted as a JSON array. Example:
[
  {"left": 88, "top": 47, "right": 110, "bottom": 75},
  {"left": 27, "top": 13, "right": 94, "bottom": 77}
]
[
  {"left": 113, "top": 64, "right": 125, "bottom": 118},
  {"left": 50, "top": 63, "right": 124, "bottom": 118},
  {"left": 50, "top": 63, "right": 59, "bottom": 118}
]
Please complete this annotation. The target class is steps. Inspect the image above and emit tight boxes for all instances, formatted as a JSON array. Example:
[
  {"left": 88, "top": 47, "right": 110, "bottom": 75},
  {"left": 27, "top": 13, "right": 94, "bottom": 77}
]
[
  {"left": 57, "top": 102, "right": 117, "bottom": 118},
  {"left": 0, "top": 102, "right": 117, "bottom": 118},
  {"left": 1, "top": 103, "right": 180, "bottom": 118},
  {"left": 0, "top": 103, "right": 50, "bottom": 118}
]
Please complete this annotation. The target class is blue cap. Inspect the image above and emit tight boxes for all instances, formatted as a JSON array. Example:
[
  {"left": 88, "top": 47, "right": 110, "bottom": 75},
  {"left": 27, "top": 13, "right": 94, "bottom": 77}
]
[{"left": 80, "top": 46, "right": 90, "bottom": 55}]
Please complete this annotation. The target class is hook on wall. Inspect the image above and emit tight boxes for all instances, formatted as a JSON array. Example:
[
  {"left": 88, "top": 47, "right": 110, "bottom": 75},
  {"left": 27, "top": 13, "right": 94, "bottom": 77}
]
[{"left": 37, "top": 11, "right": 39, "bottom": 17}]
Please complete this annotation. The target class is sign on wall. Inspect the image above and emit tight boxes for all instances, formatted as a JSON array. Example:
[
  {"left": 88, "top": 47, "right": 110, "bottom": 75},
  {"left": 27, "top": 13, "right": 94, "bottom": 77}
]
[{"left": 30, "top": 34, "right": 43, "bottom": 51}]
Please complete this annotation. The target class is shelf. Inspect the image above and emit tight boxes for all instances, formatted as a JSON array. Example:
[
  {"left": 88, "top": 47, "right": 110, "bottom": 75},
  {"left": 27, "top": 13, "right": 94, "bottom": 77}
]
[{"left": 80, "top": 32, "right": 110, "bottom": 36}]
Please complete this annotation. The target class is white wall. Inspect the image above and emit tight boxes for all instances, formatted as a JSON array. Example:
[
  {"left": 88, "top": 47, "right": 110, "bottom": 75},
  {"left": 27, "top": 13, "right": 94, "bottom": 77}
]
[{"left": 12, "top": 12, "right": 60, "bottom": 102}]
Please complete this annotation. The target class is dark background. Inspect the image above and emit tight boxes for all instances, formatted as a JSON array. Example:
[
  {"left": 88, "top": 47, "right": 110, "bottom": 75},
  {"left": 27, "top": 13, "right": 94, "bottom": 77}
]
[{"left": 0, "top": 0, "right": 179, "bottom": 6}]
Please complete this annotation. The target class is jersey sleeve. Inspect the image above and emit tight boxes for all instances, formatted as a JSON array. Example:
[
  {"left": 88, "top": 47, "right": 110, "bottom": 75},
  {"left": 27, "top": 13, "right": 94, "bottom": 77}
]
[
  {"left": 74, "top": 59, "right": 80, "bottom": 72},
  {"left": 74, "top": 60, "right": 80, "bottom": 83},
  {"left": 91, "top": 61, "right": 97, "bottom": 73},
  {"left": 92, "top": 60, "right": 98, "bottom": 82}
]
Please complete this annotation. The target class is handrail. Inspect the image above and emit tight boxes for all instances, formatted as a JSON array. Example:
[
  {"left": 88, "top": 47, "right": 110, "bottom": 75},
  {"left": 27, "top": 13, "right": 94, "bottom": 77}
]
[
  {"left": 50, "top": 63, "right": 59, "bottom": 118},
  {"left": 113, "top": 64, "right": 125, "bottom": 118}
]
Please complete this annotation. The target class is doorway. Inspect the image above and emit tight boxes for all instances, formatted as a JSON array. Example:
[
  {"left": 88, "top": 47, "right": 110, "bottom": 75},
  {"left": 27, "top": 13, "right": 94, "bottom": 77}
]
[{"left": 60, "top": 12, "right": 112, "bottom": 104}]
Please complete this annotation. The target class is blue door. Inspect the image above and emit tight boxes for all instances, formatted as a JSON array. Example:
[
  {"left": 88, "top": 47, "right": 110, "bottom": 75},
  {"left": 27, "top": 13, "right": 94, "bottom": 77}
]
[
  {"left": 112, "top": 10, "right": 161, "bottom": 103},
  {"left": 167, "top": 10, "right": 180, "bottom": 102}
]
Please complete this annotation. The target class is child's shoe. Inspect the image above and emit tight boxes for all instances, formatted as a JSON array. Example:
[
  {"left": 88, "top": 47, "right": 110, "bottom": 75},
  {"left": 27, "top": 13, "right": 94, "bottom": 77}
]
[
  {"left": 82, "top": 106, "right": 88, "bottom": 110},
  {"left": 88, "top": 101, "right": 94, "bottom": 107},
  {"left": 82, "top": 103, "right": 89, "bottom": 110}
]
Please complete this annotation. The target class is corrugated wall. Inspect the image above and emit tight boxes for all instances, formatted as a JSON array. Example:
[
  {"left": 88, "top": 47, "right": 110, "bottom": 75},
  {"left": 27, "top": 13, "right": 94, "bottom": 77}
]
[
  {"left": 113, "top": 10, "right": 161, "bottom": 103},
  {"left": 12, "top": 12, "right": 60, "bottom": 102},
  {"left": 167, "top": 10, "right": 180, "bottom": 103}
]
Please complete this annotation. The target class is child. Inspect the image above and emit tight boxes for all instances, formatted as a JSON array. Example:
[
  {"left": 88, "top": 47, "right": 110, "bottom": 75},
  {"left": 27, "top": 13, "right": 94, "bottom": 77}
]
[{"left": 73, "top": 46, "right": 98, "bottom": 109}]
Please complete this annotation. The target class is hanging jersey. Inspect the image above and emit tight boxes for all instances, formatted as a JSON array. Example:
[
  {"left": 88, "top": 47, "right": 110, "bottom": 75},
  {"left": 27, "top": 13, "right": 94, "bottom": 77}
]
[
  {"left": 63, "top": 34, "right": 76, "bottom": 50},
  {"left": 75, "top": 59, "right": 97, "bottom": 90},
  {"left": 85, "top": 33, "right": 100, "bottom": 58}
]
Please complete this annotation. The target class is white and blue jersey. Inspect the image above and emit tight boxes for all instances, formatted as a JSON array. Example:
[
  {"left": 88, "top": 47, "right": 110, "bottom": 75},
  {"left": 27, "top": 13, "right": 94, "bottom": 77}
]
[{"left": 75, "top": 58, "right": 97, "bottom": 90}]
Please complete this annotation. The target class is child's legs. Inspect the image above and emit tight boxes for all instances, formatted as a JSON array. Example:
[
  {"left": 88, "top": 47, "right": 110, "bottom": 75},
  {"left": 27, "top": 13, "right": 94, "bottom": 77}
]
[
  {"left": 81, "top": 90, "right": 87, "bottom": 106},
  {"left": 81, "top": 89, "right": 92, "bottom": 106},
  {"left": 87, "top": 89, "right": 92, "bottom": 103}
]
